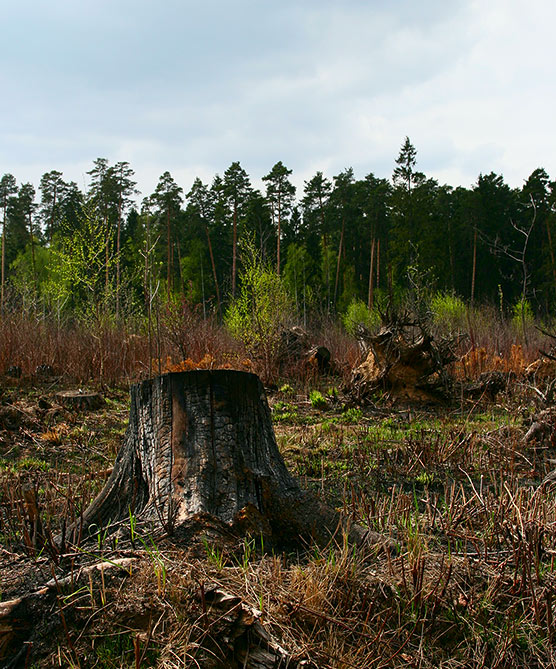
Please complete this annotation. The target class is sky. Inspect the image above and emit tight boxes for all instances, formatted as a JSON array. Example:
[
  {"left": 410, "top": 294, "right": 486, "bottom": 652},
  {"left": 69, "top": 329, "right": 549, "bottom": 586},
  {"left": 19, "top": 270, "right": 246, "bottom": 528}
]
[{"left": 2, "top": 0, "right": 555, "bottom": 201}]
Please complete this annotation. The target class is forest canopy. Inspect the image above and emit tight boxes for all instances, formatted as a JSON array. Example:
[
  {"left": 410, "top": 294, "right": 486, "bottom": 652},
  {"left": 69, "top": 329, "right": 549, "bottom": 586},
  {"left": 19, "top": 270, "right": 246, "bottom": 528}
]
[{"left": 1, "top": 139, "right": 554, "bottom": 320}]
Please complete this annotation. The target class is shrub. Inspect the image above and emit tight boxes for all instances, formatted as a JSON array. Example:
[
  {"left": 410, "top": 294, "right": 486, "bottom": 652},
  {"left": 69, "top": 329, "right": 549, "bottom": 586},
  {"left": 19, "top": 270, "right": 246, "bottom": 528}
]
[
  {"left": 309, "top": 390, "right": 328, "bottom": 410},
  {"left": 511, "top": 298, "right": 534, "bottom": 332},
  {"left": 226, "top": 242, "right": 293, "bottom": 382},
  {"left": 430, "top": 292, "right": 467, "bottom": 329},
  {"left": 342, "top": 299, "right": 381, "bottom": 336}
]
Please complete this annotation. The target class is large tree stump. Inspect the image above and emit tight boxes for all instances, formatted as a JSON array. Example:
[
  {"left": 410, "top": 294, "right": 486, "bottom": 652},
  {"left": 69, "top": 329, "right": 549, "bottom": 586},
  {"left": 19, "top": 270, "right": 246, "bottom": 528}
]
[{"left": 75, "top": 370, "right": 372, "bottom": 547}]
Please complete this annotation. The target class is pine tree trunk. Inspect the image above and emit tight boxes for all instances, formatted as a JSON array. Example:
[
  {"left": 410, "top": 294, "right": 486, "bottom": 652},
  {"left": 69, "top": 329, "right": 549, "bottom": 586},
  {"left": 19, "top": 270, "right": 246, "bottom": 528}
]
[
  {"left": 75, "top": 371, "right": 373, "bottom": 546},
  {"left": 368, "top": 237, "right": 375, "bottom": 309},
  {"left": 232, "top": 204, "right": 237, "bottom": 297},
  {"left": 204, "top": 223, "right": 221, "bottom": 318},
  {"left": 376, "top": 238, "right": 380, "bottom": 290},
  {"left": 334, "top": 213, "right": 345, "bottom": 306},
  {"left": 116, "top": 195, "right": 122, "bottom": 316},
  {"left": 166, "top": 208, "right": 172, "bottom": 297},
  {"left": 471, "top": 227, "right": 477, "bottom": 305},
  {"left": 545, "top": 217, "right": 556, "bottom": 298},
  {"left": 1, "top": 218, "right": 5, "bottom": 311}
]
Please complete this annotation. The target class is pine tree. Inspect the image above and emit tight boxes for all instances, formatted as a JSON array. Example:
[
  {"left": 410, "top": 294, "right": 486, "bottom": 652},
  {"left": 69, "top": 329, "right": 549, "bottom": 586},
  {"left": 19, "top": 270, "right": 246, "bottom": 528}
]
[
  {"left": 187, "top": 177, "right": 221, "bottom": 315},
  {"left": 390, "top": 137, "right": 425, "bottom": 275},
  {"left": 18, "top": 183, "right": 38, "bottom": 293},
  {"left": 0, "top": 174, "right": 18, "bottom": 309},
  {"left": 357, "top": 173, "right": 391, "bottom": 307},
  {"left": 302, "top": 172, "right": 332, "bottom": 308},
  {"left": 39, "top": 170, "right": 65, "bottom": 241},
  {"left": 113, "top": 162, "right": 138, "bottom": 315},
  {"left": 331, "top": 168, "right": 355, "bottom": 306},
  {"left": 151, "top": 171, "right": 183, "bottom": 297},
  {"left": 392, "top": 137, "right": 424, "bottom": 194},
  {"left": 262, "top": 162, "right": 296, "bottom": 275},
  {"left": 223, "top": 162, "right": 251, "bottom": 296},
  {"left": 59, "top": 182, "right": 84, "bottom": 234},
  {"left": 521, "top": 168, "right": 553, "bottom": 309}
]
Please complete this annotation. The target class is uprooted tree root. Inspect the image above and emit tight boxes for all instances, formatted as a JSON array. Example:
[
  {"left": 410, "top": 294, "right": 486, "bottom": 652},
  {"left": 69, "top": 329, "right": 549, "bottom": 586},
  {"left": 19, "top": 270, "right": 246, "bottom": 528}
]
[{"left": 350, "top": 318, "right": 464, "bottom": 403}]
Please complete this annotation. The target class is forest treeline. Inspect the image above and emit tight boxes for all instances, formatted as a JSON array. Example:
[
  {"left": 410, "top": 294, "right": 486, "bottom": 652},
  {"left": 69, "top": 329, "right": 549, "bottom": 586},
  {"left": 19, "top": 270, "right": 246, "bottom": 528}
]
[{"left": 1, "top": 137, "right": 555, "bottom": 320}]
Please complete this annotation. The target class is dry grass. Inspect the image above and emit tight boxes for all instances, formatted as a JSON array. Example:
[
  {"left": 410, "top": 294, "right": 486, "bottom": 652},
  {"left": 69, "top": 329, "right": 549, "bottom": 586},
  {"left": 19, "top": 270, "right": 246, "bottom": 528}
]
[
  {"left": 2, "top": 312, "right": 556, "bottom": 666},
  {"left": 2, "top": 381, "right": 556, "bottom": 666}
]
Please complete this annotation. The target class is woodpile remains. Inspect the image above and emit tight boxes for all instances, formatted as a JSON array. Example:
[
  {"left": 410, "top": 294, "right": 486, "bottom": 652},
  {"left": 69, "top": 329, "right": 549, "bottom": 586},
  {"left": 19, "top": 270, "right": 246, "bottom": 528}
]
[{"left": 277, "top": 326, "right": 331, "bottom": 374}]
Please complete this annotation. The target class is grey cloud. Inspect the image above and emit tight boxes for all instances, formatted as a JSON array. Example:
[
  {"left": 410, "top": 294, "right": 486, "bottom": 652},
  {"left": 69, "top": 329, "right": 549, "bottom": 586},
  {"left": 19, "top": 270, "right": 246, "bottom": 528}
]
[{"left": 2, "top": 0, "right": 556, "bottom": 197}]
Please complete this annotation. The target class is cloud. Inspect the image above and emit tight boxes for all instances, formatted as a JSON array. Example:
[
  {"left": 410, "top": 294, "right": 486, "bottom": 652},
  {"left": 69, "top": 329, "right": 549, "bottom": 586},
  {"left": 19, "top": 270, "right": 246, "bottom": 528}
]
[{"left": 2, "top": 0, "right": 556, "bottom": 199}]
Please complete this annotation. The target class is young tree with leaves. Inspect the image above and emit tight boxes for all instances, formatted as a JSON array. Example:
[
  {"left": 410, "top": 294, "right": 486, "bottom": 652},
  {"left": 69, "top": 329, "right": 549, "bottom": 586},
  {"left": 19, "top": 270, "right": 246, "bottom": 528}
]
[
  {"left": 87, "top": 158, "right": 119, "bottom": 295},
  {"left": 226, "top": 240, "right": 292, "bottom": 382},
  {"left": 54, "top": 200, "right": 115, "bottom": 317}
]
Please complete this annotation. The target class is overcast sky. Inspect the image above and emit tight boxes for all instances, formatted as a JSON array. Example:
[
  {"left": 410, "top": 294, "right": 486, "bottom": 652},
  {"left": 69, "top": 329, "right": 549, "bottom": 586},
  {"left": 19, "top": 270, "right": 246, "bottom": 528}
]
[{"left": 2, "top": 0, "right": 555, "bottom": 200}]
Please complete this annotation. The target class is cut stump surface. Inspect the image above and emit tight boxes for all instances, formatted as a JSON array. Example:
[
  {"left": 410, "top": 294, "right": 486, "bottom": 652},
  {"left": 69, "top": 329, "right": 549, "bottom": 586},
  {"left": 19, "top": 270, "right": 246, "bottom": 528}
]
[{"left": 55, "top": 390, "right": 104, "bottom": 411}]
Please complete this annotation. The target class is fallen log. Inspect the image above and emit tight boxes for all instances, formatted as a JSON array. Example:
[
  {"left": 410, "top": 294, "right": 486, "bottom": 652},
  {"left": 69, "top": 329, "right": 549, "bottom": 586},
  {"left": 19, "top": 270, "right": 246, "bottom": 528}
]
[
  {"left": 0, "top": 558, "right": 136, "bottom": 664},
  {"left": 201, "top": 584, "right": 305, "bottom": 667}
]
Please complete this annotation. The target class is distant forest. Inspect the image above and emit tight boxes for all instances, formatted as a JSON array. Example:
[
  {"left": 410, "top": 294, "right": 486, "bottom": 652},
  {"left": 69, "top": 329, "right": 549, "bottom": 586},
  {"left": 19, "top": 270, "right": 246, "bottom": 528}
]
[{"left": 1, "top": 138, "right": 554, "bottom": 319}]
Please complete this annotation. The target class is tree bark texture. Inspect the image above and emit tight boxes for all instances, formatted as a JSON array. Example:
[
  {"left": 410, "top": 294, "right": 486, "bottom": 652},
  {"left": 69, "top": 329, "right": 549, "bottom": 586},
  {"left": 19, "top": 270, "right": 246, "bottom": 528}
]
[{"left": 78, "top": 370, "right": 365, "bottom": 546}]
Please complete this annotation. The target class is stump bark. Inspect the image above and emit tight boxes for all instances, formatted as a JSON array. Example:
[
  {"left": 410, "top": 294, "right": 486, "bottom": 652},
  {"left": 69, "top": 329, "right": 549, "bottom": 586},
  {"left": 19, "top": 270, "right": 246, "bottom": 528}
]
[{"left": 76, "top": 370, "right": 371, "bottom": 547}]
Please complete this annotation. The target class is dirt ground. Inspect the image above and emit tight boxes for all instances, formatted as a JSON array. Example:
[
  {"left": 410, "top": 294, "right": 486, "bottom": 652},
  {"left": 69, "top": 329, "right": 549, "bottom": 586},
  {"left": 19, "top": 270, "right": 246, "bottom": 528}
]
[{"left": 2, "top": 373, "right": 556, "bottom": 667}]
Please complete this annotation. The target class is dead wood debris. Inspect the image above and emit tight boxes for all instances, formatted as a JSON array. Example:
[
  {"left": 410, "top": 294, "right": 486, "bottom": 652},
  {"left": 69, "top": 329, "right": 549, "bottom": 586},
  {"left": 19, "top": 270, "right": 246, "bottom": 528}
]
[
  {"left": 201, "top": 584, "right": 309, "bottom": 668},
  {"left": 278, "top": 327, "right": 331, "bottom": 374},
  {"left": 350, "top": 319, "right": 463, "bottom": 403},
  {"left": 523, "top": 407, "right": 556, "bottom": 446},
  {"left": 0, "top": 557, "right": 136, "bottom": 665},
  {"left": 464, "top": 370, "right": 509, "bottom": 401}
]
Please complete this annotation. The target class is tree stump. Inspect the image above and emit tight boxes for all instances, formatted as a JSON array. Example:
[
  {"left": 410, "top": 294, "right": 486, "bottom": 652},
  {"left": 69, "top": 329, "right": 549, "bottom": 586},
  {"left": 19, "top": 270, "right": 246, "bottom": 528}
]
[
  {"left": 55, "top": 390, "right": 105, "bottom": 411},
  {"left": 75, "top": 370, "right": 375, "bottom": 547}
]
